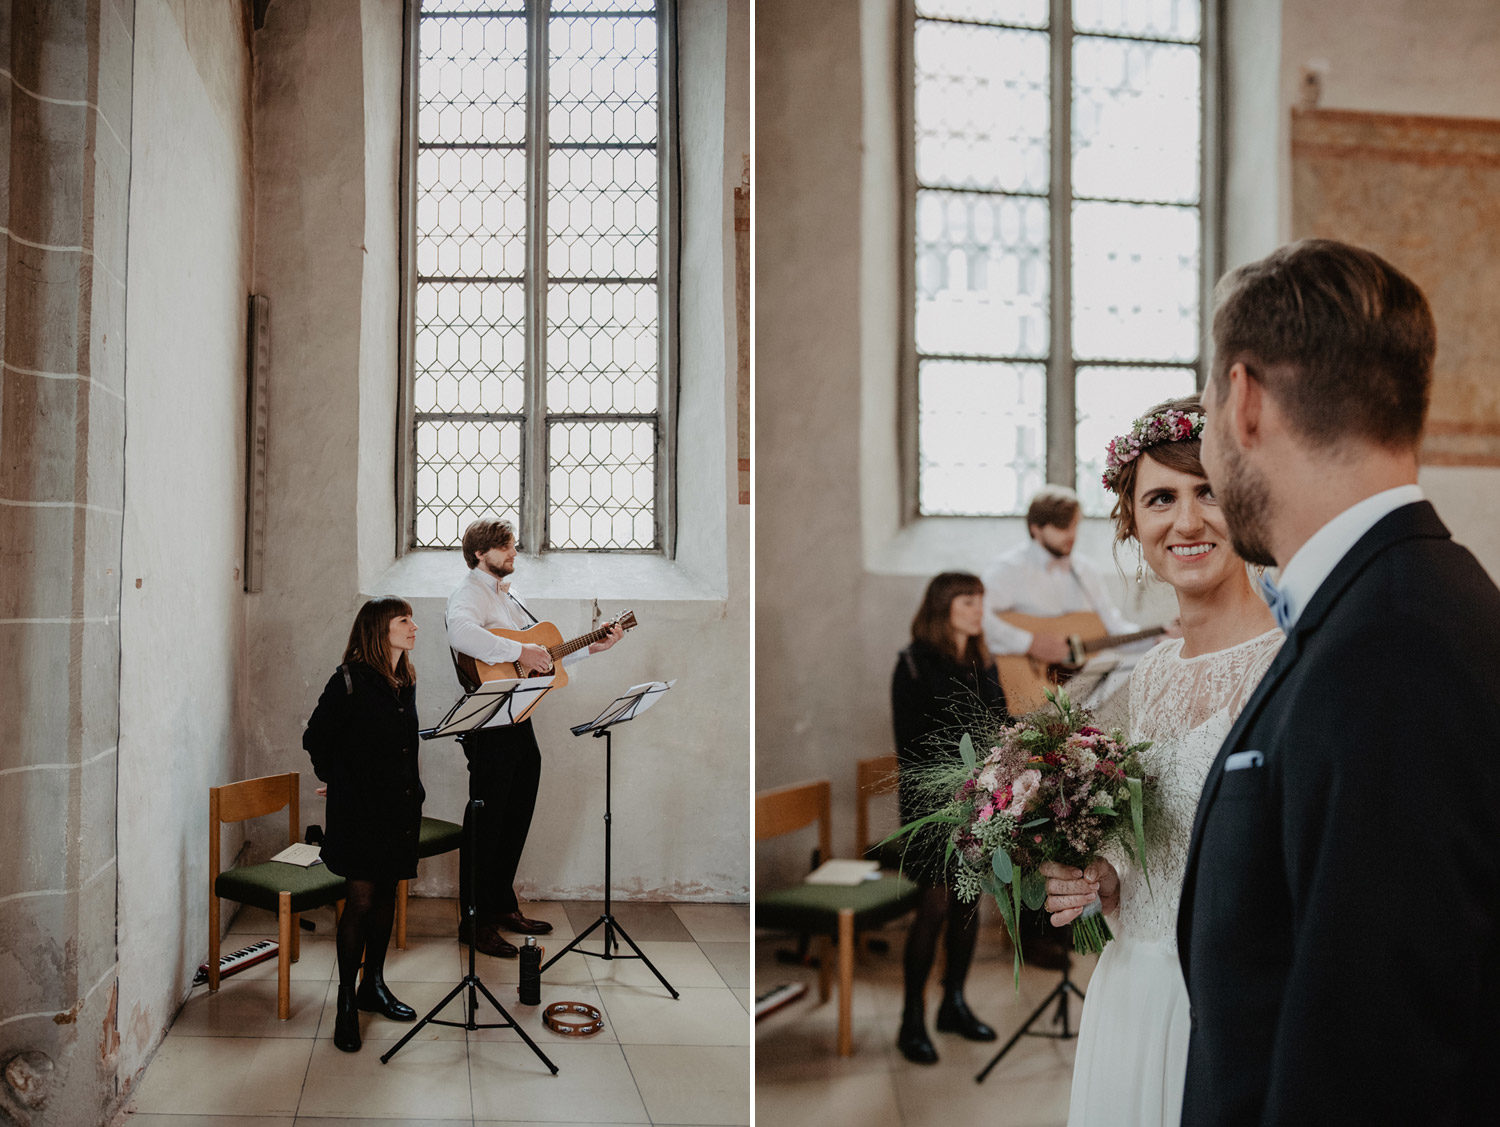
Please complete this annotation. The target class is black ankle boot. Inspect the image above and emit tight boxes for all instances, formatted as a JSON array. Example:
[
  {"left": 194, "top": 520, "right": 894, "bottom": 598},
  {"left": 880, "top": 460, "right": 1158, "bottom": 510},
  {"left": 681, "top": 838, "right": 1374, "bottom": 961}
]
[
  {"left": 897, "top": 1010, "right": 938, "bottom": 1064},
  {"left": 334, "top": 985, "right": 362, "bottom": 1052},
  {"left": 356, "top": 975, "right": 417, "bottom": 1022},
  {"left": 935, "top": 989, "right": 996, "bottom": 1041}
]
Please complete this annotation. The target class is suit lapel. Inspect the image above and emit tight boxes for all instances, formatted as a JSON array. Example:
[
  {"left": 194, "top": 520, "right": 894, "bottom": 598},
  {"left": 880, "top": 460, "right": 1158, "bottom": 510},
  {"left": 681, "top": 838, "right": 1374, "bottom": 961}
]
[{"left": 1176, "top": 501, "right": 1451, "bottom": 970}]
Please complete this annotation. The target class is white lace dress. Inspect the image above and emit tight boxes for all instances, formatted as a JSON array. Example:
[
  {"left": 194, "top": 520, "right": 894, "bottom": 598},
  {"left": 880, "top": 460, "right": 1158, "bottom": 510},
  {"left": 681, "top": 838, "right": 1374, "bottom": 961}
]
[{"left": 1067, "top": 628, "right": 1282, "bottom": 1127}]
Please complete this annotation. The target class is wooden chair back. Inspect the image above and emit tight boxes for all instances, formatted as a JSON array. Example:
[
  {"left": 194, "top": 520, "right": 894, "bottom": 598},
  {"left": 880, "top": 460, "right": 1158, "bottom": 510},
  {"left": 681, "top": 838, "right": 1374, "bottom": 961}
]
[
  {"left": 210, "top": 772, "right": 300, "bottom": 880},
  {"left": 755, "top": 778, "right": 832, "bottom": 863},
  {"left": 854, "top": 754, "right": 898, "bottom": 858}
]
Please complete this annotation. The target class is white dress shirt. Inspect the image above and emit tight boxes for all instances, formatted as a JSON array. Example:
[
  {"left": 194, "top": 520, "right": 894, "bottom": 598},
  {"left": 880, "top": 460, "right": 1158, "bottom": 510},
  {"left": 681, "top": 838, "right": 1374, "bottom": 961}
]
[
  {"left": 1273, "top": 484, "right": 1425, "bottom": 631},
  {"left": 445, "top": 567, "right": 593, "bottom": 670},
  {"left": 981, "top": 539, "right": 1138, "bottom": 657}
]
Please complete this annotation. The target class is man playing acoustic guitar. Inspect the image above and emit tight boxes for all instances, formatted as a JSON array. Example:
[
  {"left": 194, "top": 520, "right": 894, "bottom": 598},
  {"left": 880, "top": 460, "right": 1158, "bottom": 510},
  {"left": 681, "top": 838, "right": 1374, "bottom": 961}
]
[{"left": 447, "top": 517, "right": 624, "bottom": 958}]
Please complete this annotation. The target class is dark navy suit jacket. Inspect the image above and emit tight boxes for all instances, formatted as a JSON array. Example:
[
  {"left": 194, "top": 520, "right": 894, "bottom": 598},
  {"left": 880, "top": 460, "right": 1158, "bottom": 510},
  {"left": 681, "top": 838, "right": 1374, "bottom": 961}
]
[{"left": 1177, "top": 502, "right": 1500, "bottom": 1125}]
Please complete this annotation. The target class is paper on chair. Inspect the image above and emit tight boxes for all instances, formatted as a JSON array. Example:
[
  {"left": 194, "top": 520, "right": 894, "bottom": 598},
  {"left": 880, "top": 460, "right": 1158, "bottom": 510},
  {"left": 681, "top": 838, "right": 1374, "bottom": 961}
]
[
  {"left": 270, "top": 842, "right": 324, "bottom": 867},
  {"left": 804, "top": 859, "right": 881, "bottom": 885}
]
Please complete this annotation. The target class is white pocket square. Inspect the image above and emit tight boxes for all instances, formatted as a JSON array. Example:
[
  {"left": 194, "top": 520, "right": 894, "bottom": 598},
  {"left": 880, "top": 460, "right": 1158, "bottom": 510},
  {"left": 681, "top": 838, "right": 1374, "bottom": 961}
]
[{"left": 1224, "top": 750, "right": 1264, "bottom": 772}]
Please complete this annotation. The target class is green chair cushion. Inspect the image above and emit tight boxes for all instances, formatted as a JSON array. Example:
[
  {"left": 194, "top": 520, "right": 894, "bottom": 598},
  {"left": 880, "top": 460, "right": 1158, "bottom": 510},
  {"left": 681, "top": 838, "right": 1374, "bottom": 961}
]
[
  {"left": 757, "top": 872, "right": 922, "bottom": 936},
  {"left": 215, "top": 861, "right": 347, "bottom": 914},
  {"left": 418, "top": 816, "right": 463, "bottom": 858}
]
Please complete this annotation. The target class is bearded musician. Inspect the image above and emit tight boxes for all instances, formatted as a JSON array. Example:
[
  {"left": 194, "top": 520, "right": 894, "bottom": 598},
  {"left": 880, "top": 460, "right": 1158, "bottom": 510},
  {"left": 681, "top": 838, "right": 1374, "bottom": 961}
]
[{"left": 446, "top": 517, "right": 624, "bottom": 958}]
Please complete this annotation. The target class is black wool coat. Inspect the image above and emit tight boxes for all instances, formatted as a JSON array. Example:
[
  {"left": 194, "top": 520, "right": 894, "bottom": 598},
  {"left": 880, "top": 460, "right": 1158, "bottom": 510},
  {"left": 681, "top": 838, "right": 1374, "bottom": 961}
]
[
  {"left": 1178, "top": 502, "right": 1500, "bottom": 1126},
  {"left": 303, "top": 660, "right": 424, "bottom": 882},
  {"left": 891, "top": 640, "right": 1008, "bottom": 877}
]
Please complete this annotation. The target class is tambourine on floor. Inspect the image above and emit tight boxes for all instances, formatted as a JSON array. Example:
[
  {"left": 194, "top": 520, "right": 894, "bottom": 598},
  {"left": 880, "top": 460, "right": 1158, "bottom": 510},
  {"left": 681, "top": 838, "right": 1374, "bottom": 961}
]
[{"left": 541, "top": 999, "right": 605, "bottom": 1037}]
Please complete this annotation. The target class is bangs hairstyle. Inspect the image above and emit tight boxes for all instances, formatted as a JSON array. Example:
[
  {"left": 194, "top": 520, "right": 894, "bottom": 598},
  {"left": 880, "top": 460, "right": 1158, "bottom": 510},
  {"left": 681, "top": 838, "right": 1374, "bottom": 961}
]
[
  {"left": 910, "top": 571, "right": 991, "bottom": 668},
  {"left": 344, "top": 595, "right": 416, "bottom": 688},
  {"left": 1210, "top": 239, "right": 1434, "bottom": 451},
  {"left": 461, "top": 517, "right": 515, "bottom": 569},
  {"left": 1110, "top": 394, "right": 1207, "bottom": 544}
]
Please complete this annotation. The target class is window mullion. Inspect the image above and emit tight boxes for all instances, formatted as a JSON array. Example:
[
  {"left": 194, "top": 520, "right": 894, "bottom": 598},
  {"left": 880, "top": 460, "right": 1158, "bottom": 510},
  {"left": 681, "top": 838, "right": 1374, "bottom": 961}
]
[
  {"left": 1046, "top": 0, "right": 1074, "bottom": 489},
  {"left": 523, "top": 0, "right": 551, "bottom": 552}
]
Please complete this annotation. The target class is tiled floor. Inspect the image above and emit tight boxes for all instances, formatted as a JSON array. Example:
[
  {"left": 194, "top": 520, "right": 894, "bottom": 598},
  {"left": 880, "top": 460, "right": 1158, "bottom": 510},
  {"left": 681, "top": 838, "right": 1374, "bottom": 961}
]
[
  {"left": 755, "top": 911, "right": 1099, "bottom": 1127},
  {"left": 119, "top": 898, "right": 750, "bottom": 1126}
]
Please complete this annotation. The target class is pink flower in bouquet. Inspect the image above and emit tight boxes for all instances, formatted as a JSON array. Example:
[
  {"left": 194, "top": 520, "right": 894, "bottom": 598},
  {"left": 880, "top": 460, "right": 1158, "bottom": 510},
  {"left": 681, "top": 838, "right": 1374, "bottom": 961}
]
[
  {"left": 1007, "top": 768, "right": 1042, "bottom": 817},
  {"left": 977, "top": 763, "right": 1002, "bottom": 792},
  {"left": 977, "top": 801, "right": 995, "bottom": 823}
]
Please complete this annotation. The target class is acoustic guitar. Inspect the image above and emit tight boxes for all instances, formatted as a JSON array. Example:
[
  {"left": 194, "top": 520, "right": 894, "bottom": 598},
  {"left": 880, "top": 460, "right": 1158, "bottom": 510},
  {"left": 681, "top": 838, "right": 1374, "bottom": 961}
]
[
  {"left": 992, "top": 610, "right": 1165, "bottom": 715},
  {"left": 455, "top": 610, "right": 639, "bottom": 721}
]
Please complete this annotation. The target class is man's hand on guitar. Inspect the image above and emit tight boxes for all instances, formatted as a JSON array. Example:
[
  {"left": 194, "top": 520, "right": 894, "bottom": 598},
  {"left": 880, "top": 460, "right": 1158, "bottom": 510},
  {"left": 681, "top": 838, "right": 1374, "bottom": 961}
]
[
  {"left": 1028, "top": 632, "right": 1073, "bottom": 665},
  {"left": 518, "top": 643, "right": 553, "bottom": 674},
  {"left": 588, "top": 622, "right": 625, "bottom": 654}
]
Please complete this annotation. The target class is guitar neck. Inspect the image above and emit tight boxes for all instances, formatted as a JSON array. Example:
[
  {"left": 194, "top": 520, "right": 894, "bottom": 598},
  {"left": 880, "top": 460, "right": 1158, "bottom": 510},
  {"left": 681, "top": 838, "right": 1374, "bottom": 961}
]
[
  {"left": 548, "top": 623, "right": 613, "bottom": 661},
  {"left": 1080, "top": 626, "right": 1165, "bottom": 656}
]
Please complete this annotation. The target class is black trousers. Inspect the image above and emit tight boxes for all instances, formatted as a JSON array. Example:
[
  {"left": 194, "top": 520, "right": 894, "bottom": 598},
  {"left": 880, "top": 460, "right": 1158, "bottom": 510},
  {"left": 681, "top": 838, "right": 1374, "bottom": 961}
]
[{"left": 459, "top": 719, "right": 542, "bottom": 924}]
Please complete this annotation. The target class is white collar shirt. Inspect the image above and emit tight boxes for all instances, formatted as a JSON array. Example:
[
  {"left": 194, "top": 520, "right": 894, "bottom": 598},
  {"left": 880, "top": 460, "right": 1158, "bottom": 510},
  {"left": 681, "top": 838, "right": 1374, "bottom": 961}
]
[{"left": 1274, "top": 484, "right": 1425, "bottom": 630}]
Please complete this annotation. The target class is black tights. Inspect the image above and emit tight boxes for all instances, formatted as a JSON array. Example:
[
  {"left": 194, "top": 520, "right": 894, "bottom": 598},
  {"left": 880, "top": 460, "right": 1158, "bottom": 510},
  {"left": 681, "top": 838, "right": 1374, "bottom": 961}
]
[
  {"left": 337, "top": 878, "right": 397, "bottom": 993},
  {"left": 902, "top": 883, "right": 979, "bottom": 1018}
]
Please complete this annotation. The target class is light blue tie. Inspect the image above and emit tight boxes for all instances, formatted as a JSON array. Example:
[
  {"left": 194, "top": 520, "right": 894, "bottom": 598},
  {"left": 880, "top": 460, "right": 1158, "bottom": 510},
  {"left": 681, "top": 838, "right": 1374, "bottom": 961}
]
[{"left": 1259, "top": 572, "right": 1293, "bottom": 633}]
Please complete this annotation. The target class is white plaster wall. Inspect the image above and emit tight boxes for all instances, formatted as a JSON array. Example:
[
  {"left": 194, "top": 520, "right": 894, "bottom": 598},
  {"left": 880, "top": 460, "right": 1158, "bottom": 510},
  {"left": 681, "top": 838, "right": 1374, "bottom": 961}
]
[
  {"left": 250, "top": 0, "right": 749, "bottom": 901},
  {"left": 117, "top": 0, "right": 253, "bottom": 1078},
  {"left": 357, "top": 0, "right": 403, "bottom": 589}
]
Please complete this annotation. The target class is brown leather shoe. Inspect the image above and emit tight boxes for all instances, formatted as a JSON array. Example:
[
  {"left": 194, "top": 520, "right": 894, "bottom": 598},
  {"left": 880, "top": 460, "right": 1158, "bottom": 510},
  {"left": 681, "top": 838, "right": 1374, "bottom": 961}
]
[
  {"left": 458, "top": 920, "right": 518, "bottom": 958},
  {"left": 494, "top": 910, "right": 553, "bottom": 935}
]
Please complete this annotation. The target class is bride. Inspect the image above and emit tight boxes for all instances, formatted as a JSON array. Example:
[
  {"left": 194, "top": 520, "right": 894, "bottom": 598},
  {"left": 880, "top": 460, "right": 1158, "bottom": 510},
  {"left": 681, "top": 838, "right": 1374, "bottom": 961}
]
[{"left": 1042, "top": 394, "right": 1280, "bottom": 1127}]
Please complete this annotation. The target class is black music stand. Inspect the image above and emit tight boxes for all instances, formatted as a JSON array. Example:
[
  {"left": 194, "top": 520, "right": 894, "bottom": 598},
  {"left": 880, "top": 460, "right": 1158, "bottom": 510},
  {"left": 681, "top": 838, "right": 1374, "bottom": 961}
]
[
  {"left": 381, "top": 678, "right": 559, "bottom": 1072},
  {"left": 975, "top": 943, "right": 1086, "bottom": 1083},
  {"left": 541, "top": 682, "right": 678, "bottom": 999}
]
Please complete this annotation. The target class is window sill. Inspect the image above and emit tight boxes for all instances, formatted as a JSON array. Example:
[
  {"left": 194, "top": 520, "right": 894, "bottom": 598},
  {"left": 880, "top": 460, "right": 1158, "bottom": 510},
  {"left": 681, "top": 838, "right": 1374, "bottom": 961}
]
[{"left": 370, "top": 548, "right": 727, "bottom": 606}]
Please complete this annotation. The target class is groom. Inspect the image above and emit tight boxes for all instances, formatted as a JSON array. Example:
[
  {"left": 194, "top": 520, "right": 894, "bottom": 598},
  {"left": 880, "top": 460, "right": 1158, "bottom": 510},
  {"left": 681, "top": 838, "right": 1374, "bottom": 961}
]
[{"left": 1180, "top": 239, "right": 1500, "bottom": 1124}]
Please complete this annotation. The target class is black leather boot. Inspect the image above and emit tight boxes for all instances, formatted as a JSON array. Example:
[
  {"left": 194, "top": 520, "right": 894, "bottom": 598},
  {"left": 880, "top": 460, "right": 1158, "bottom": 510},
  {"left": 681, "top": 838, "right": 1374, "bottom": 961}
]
[
  {"left": 935, "top": 988, "right": 996, "bottom": 1041},
  {"left": 356, "top": 974, "right": 417, "bottom": 1022},
  {"left": 334, "top": 985, "right": 362, "bottom": 1052},
  {"left": 896, "top": 1009, "right": 938, "bottom": 1064}
]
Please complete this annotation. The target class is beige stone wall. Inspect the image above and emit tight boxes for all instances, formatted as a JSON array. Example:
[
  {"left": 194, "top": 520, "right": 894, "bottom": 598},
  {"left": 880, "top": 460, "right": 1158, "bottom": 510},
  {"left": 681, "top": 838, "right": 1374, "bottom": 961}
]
[{"left": 0, "top": 0, "right": 134, "bottom": 1122}]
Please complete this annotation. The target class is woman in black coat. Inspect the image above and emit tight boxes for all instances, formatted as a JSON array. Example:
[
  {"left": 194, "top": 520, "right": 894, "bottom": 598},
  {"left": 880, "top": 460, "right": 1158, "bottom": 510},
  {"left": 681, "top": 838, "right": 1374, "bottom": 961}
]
[
  {"left": 892, "top": 571, "right": 1008, "bottom": 1064},
  {"left": 304, "top": 595, "right": 424, "bottom": 1053}
]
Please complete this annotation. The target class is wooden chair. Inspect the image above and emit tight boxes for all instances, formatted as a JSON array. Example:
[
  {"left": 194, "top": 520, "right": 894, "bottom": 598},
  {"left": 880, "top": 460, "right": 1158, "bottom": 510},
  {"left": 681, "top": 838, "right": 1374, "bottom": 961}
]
[
  {"left": 394, "top": 815, "right": 464, "bottom": 949},
  {"left": 855, "top": 754, "right": 907, "bottom": 870},
  {"left": 209, "top": 772, "right": 347, "bottom": 1019},
  {"left": 755, "top": 779, "right": 921, "bottom": 1056}
]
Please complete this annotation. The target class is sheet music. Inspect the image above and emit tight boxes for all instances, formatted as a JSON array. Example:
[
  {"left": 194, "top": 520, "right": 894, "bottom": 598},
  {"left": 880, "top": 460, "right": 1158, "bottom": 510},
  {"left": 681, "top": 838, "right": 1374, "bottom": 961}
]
[
  {"left": 571, "top": 680, "right": 675, "bottom": 735},
  {"left": 425, "top": 676, "right": 556, "bottom": 737}
]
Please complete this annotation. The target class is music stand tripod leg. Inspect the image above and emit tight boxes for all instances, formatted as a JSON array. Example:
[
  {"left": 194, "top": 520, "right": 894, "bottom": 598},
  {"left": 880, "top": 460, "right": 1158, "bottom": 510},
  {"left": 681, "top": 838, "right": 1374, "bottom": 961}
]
[
  {"left": 538, "top": 725, "right": 677, "bottom": 999},
  {"left": 381, "top": 773, "right": 559, "bottom": 1074}
]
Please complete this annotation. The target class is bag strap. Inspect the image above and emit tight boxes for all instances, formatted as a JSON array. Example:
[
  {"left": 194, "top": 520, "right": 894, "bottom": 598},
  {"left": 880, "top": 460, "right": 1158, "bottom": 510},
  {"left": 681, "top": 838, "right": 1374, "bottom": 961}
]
[{"left": 340, "top": 664, "right": 353, "bottom": 695}]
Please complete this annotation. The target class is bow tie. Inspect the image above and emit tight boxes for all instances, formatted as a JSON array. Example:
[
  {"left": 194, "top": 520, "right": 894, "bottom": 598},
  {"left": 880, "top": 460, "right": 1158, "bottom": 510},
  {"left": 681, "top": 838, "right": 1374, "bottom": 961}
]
[{"left": 1259, "top": 572, "right": 1293, "bottom": 633}]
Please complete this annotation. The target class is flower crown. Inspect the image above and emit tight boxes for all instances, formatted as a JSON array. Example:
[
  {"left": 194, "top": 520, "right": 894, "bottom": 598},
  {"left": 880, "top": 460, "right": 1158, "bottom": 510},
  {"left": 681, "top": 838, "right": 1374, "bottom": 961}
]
[{"left": 1101, "top": 408, "right": 1205, "bottom": 493}]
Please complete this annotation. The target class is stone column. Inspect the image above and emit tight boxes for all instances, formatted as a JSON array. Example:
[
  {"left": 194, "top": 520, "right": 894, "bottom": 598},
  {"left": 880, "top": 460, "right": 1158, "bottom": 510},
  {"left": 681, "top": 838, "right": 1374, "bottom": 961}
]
[{"left": 0, "top": 1, "right": 133, "bottom": 1124}]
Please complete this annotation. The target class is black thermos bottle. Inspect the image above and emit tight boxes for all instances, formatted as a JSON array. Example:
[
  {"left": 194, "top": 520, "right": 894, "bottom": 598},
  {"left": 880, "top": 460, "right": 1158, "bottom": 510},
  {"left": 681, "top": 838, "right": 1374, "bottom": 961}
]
[{"left": 519, "top": 936, "right": 542, "bottom": 1004}]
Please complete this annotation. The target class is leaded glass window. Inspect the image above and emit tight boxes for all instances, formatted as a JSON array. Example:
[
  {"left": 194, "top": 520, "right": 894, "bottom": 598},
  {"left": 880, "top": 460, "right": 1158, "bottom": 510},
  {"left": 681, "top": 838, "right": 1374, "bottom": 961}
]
[
  {"left": 911, "top": 0, "right": 1208, "bottom": 518},
  {"left": 408, "top": 0, "right": 670, "bottom": 550}
]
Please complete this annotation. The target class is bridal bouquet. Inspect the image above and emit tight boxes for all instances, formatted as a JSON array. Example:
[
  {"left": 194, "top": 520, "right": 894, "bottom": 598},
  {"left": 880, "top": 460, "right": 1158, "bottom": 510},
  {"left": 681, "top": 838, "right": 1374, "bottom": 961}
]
[{"left": 888, "top": 689, "right": 1153, "bottom": 984}]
